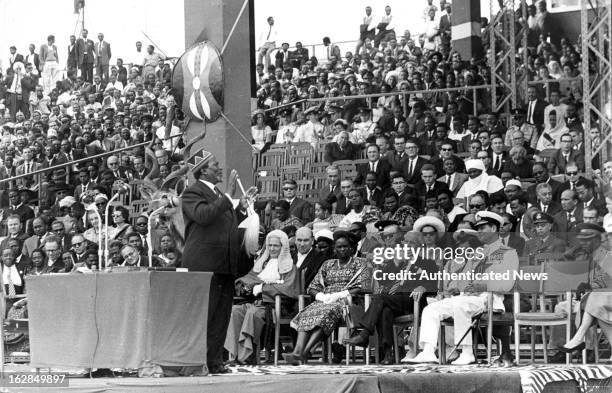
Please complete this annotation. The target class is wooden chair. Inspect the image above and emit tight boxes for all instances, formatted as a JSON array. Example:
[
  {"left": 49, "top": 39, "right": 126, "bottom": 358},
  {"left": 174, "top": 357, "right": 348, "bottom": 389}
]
[
  {"left": 296, "top": 179, "right": 313, "bottom": 197},
  {"left": 513, "top": 260, "right": 589, "bottom": 365},
  {"left": 391, "top": 297, "right": 420, "bottom": 364},
  {"left": 287, "top": 153, "right": 312, "bottom": 174},
  {"left": 130, "top": 199, "right": 150, "bottom": 224},
  {"left": 289, "top": 142, "right": 313, "bottom": 157},
  {"left": 260, "top": 150, "right": 287, "bottom": 168},
  {"left": 273, "top": 294, "right": 296, "bottom": 366},
  {"left": 310, "top": 162, "right": 329, "bottom": 175},
  {"left": 257, "top": 176, "right": 280, "bottom": 197},
  {"left": 281, "top": 165, "right": 303, "bottom": 181}
]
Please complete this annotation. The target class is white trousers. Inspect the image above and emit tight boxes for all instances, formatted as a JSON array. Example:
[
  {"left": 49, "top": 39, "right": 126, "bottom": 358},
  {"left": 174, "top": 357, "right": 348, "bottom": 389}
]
[
  {"left": 419, "top": 296, "right": 486, "bottom": 348},
  {"left": 43, "top": 61, "right": 59, "bottom": 94}
]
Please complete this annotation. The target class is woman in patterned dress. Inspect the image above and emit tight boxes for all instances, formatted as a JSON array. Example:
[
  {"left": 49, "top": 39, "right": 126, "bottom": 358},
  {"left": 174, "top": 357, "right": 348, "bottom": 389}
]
[{"left": 283, "top": 231, "right": 369, "bottom": 365}]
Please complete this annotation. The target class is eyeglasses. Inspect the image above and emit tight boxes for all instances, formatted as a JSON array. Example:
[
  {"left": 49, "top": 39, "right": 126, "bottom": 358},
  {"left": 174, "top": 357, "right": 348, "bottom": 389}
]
[
  {"left": 72, "top": 240, "right": 86, "bottom": 248},
  {"left": 566, "top": 171, "right": 578, "bottom": 175},
  {"left": 53, "top": 228, "right": 65, "bottom": 233},
  {"left": 136, "top": 222, "right": 147, "bottom": 226},
  {"left": 441, "top": 148, "right": 452, "bottom": 151},
  {"left": 469, "top": 204, "right": 484, "bottom": 209},
  {"left": 283, "top": 187, "right": 296, "bottom": 191},
  {"left": 422, "top": 231, "right": 437, "bottom": 236}
]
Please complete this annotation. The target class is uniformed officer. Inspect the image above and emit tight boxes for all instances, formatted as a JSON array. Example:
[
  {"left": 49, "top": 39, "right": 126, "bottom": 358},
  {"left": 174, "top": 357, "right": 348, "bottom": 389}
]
[
  {"left": 406, "top": 211, "right": 518, "bottom": 365},
  {"left": 524, "top": 212, "right": 567, "bottom": 260}
]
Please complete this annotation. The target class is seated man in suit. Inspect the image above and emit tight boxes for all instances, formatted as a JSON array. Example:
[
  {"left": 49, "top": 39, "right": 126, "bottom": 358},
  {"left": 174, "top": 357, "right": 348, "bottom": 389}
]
[
  {"left": 294, "top": 227, "right": 327, "bottom": 292},
  {"left": 523, "top": 212, "right": 566, "bottom": 258},
  {"left": 43, "top": 236, "right": 66, "bottom": 272},
  {"left": 534, "top": 183, "right": 561, "bottom": 216},
  {"left": 282, "top": 179, "right": 314, "bottom": 223},
  {"left": 364, "top": 172, "right": 384, "bottom": 208},
  {"left": 438, "top": 157, "right": 468, "bottom": 196},
  {"left": 318, "top": 165, "right": 342, "bottom": 204},
  {"left": 527, "top": 162, "right": 563, "bottom": 204},
  {"left": 576, "top": 178, "right": 608, "bottom": 217},
  {"left": 1, "top": 247, "right": 25, "bottom": 295},
  {"left": 548, "top": 133, "right": 585, "bottom": 174},
  {"left": 324, "top": 130, "right": 360, "bottom": 163},
  {"left": 414, "top": 164, "right": 449, "bottom": 212},
  {"left": 354, "top": 144, "right": 391, "bottom": 189},
  {"left": 120, "top": 244, "right": 150, "bottom": 267},
  {"left": 502, "top": 146, "right": 534, "bottom": 179},
  {"left": 390, "top": 173, "right": 414, "bottom": 207},
  {"left": 431, "top": 140, "right": 465, "bottom": 177},
  {"left": 402, "top": 138, "right": 429, "bottom": 184},
  {"left": 7, "top": 238, "right": 31, "bottom": 276}
]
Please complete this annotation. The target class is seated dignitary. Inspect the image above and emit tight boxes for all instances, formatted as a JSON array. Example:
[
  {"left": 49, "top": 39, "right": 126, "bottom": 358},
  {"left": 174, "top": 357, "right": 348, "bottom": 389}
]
[
  {"left": 224, "top": 230, "right": 299, "bottom": 365},
  {"left": 406, "top": 211, "right": 518, "bottom": 365},
  {"left": 283, "top": 231, "right": 369, "bottom": 365},
  {"left": 344, "top": 218, "right": 443, "bottom": 364}
]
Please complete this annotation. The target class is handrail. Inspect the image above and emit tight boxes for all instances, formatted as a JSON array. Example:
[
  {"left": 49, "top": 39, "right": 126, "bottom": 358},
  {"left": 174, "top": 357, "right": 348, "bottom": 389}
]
[{"left": 0, "top": 134, "right": 183, "bottom": 185}]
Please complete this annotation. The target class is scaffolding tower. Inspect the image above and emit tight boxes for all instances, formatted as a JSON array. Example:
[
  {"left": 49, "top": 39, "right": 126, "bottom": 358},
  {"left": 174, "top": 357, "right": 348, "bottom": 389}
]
[
  {"left": 582, "top": 0, "right": 612, "bottom": 172},
  {"left": 489, "top": 0, "right": 529, "bottom": 119}
]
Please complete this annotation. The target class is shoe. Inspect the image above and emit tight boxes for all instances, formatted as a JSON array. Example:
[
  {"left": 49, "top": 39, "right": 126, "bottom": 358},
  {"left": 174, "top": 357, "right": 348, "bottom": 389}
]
[
  {"left": 548, "top": 352, "right": 568, "bottom": 363},
  {"left": 403, "top": 351, "right": 438, "bottom": 364},
  {"left": 331, "top": 343, "right": 346, "bottom": 364},
  {"left": 400, "top": 350, "right": 416, "bottom": 362},
  {"left": 381, "top": 350, "right": 394, "bottom": 365},
  {"left": 208, "top": 364, "right": 231, "bottom": 374},
  {"left": 282, "top": 353, "right": 304, "bottom": 366},
  {"left": 558, "top": 342, "right": 585, "bottom": 353},
  {"left": 451, "top": 351, "right": 475, "bottom": 366},
  {"left": 89, "top": 368, "right": 115, "bottom": 378},
  {"left": 445, "top": 346, "right": 459, "bottom": 363},
  {"left": 496, "top": 351, "right": 514, "bottom": 367},
  {"left": 344, "top": 331, "right": 370, "bottom": 347}
]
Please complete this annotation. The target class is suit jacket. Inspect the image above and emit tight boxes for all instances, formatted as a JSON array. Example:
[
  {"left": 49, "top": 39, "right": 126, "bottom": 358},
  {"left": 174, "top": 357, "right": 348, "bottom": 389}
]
[
  {"left": 6, "top": 204, "right": 34, "bottom": 226},
  {"left": 553, "top": 208, "right": 582, "bottom": 245},
  {"left": 334, "top": 195, "right": 349, "bottom": 215},
  {"left": 384, "top": 150, "right": 409, "bottom": 173},
  {"left": 15, "top": 162, "right": 42, "bottom": 188},
  {"left": 22, "top": 234, "right": 44, "bottom": 257},
  {"left": 288, "top": 198, "right": 314, "bottom": 222},
  {"left": 274, "top": 49, "right": 290, "bottom": 69},
  {"left": 74, "top": 181, "right": 98, "bottom": 199},
  {"left": 15, "top": 254, "right": 32, "bottom": 275},
  {"left": 21, "top": 74, "right": 38, "bottom": 98},
  {"left": 548, "top": 149, "right": 585, "bottom": 174},
  {"left": 583, "top": 198, "right": 609, "bottom": 217},
  {"left": 363, "top": 187, "right": 384, "bottom": 209},
  {"left": 533, "top": 200, "right": 562, "bottom": 216},
  {"left": 8, "top": 54, "right": 24, "bottom": 69},
  {"left": 324, "top": 142, "right": 360, "bottom": 163},
  {"left": 182, "top": 181, "right": 245, "bottom": 275},
  {"left": 76, "top": 38, "right": 95, "bottom": 64},
  {"left": 502, "top": 159, "right": 534, "bottom": 179},
  {"left": 489, "top": 151, "right": 509, "bottom": 177},
  {"left": 290, "top": 48, "right": 309, "bottom": 68},
  {"left": 354, "top": 160, "right": 391, "bottom": 189},
  {"left": 0, "top": 233, "right": 29, "bottom": 254},
  {"left": 94, "top": 41, "right": 112, "bottom": 65},
  {"left": 67, "top": 43, "right": 78, "bottom": 67},
  {"left": 414, "top": 180, "right": 449, "bottom": 199},
  {"left": 500, "top": 234, "right": 526, "bottom": 256},
  {"left": 26, "top": 53, "right": 41, "bottom": 74},
  {"left": 401, "top": 156, "right": 429, "bottom": 184},
  {"left": 297, "top": 249, "right": 327, "bottom": 292},
  {"left": 523, "top": 98, "right": 548, "bottom": 129},
  {"left": 437, "top": 172, "right": 468, "bottom": 196},
  {"left": 431, "top": 155, "right": 465, "bottom": 177},
  {"left": 319, "top": 183, "right": 342, "bottom": 205},
  {"left": 526, "top": 178, "right": 563, "bottom": 204}
]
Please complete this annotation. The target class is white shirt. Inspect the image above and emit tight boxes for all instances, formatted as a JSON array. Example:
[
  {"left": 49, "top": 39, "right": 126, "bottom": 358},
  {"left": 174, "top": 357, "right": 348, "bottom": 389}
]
[
  {"left": 296, "top": 250, "right": 310, "bottom": 269},
  {"left": 258, "top": 25, "right": 279, "bottom": 47},
  {"left": 199, "top": 179, "right": 232, "bottom": 203},
  {"left": 156, "top": 124, "right": 182, "bottom": 152},
  {"left": 456, "top": 173, "right": 503, "bottom": 200},
  {"left": 2, "top": 265, "right": 22, "bottom": 288}
]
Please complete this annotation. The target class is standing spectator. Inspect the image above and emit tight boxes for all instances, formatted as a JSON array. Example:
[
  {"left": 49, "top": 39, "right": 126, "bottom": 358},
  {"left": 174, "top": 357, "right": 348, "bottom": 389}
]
[
  {"left": 523, "top": 86, "right": 548, "bottom": 132},
  {"left": 94, "top": 33, "right": 112, "bottom": 83},
  {"left": 7, "top": 46, "right": 24, "bottom": 70},
  {"left": 130, "top": 41, "right": 144, "bottom": 70},
  {"left": 115, "top": 58, "right": 128, "bottom": 87},
  {"left": 374, "top": 5, "right": 396, "bottom": 47},
  {"left": 258, "top": 17, "right": 278, "bottom": 70},
  {"left": 76, "top": 29, "right": 95, "bottom": 83},
  {"left": 142, "top": 45, "right": 164, "bottom": 80},
  {"left": 355, "top": 6, "right": 376, "bottom": 55},
  {"left": 66, "top": 35, "right": 78, "bottom": 79},
  {"left": 290, "top": 42, "right": 309, "bottom": 69},
  {"left": 25, "top": 44, "right": 41, "bottom": 76},
  {"left": 323, "top": 37, "right": 341, "bottom": 63},
  {"left": 5, "top": 64, "right": 29, "bottom": 120}
]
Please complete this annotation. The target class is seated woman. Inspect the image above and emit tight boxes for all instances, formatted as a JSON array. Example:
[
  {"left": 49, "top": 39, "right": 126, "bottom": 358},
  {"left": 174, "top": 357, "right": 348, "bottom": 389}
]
[
  {"left": 108, "top": 206, "right": 134, "bottom": 241},
  {"left": 224, "top": 230, "right": 299, "bottom": 365},
  {"left": 283, "top": 230, "right": 370, "bottom": 365},
  {"left": 83, "top": 209, "right": 106, "bottom": 246},
  {"left": 307, "top": 200, "right": 344, "bottom": 234},
  {"left": 26, "top": 249, "right": 47, "bottom": 276}
]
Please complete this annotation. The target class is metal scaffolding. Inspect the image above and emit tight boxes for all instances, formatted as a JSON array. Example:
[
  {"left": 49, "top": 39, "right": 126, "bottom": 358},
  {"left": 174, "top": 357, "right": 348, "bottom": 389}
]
[
  {"left": 582, "top": 0, "right": 612, "bottom": 172},
  {"left": 489, "top": 0, "right": 528, "bottom": 118}
]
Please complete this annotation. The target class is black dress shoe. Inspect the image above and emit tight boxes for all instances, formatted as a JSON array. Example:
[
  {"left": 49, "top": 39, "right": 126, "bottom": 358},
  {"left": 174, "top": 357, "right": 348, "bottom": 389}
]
[
  {"left": 548, "top": 352, "right": 568, "bottom": 363},
  {"left": 558, "top": 342, "right": 585, "bottom": 353},
  {"left": 344, "top": 331, "right": 370, "bottom": 347},
  {"left": 209, "top": 364, "right": 231, "bottom": 374},
  {"left": 89, "top": 368, "right": 115, "bottom": 378},
  {"left": 381, "top": 350, "right": 394, "bottom": 365},
  {"left": 331, "top": 343, "right": 346, "bottom": 364}
]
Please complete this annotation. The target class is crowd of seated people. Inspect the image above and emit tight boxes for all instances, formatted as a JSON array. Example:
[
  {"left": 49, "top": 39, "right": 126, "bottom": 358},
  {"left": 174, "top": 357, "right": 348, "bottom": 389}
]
[{"left": 0, "top": 0, "right": 609, "bottom": 368}]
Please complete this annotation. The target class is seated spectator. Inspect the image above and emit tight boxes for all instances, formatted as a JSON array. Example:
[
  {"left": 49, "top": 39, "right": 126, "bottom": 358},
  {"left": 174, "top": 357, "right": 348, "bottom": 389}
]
[
  {"left": 284, "top": 231, "right": 368, "bottom": 365},
  {"left": 2, "top": 247, "right": 25, "bottom": 296},
  {"left": 251, "top": 110, "right": 273, "bottom": 152},
  {"left": 456, "top": 159, "right": 503, "bottom": 200},
  {"left": 83, "top": 209, "right": 106, "bottom": 246},
  {"left": 120, "top": 244, "right": 150, "bottom": 267},
  {"left": 324, "top": 130, "right": 359, "bottom": 163},
  {"left": 281, "top": 179, "right": 314, "bottom": 223},
  {"left": 43, "top": 235, "right": 65, "bottom": 272},
  {"left": 308, "top": 200, "right": 344, "bottom": 235},
  {"left": 379, "top": 191, "right": 419, "bottom": 229},
  {"left": 225, "top": 230, "right": 298, "bottom": 365},
  {"left": 338, "top": 188, "right": 381, "bottom": 229},
  {"left": 270, "top": 200, "right": 303, "bottom": 231},
  {"left": 502, "top": 146, "right": 534, "bottom": 179},
  {"left": 26, "top": 248, "right": 47, "bottom": 276},
  {"left": 354, "top": 144, "right": 391, "bottom": 189},
  {"left": 108, "top": 206, "right": 134, "bottom": 241},
  {"left": 548, "top": 133, "right": 585, "bottom": 174},
  {"left": 438, "top": 157, "right": 468, "bottom": 196}
]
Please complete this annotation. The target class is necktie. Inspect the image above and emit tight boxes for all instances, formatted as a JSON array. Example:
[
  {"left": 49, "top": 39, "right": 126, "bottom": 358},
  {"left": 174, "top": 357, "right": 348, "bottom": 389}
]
[
  {"left": 543, "top": 205, "right": 548, "bottom": 213},
  {"left": 446, "top": 175, "right": 451, "bottom": 185},
  {"left": 494, "top": 155, "right": 500, "bottom": 171},
  {"left": 266, "top": 26, "right": 272, "bottom": 41},
  {"left": 214, "top": 187, "right": 224, "bottom": 199},
  {"left": 7, "top": 273, "right": 16, "bottom": 297},
  {"left": 408, "top": 160, "right": 414, "bottom": 176},
  {"left": 570, "top": 182, "right": 575, "bottom": 190},
  {"left": 516, "top": 218, "right": 521, "bottom": 232},
  {"left": 528, "top": 101, "right": 533, "bottom": 124},
  {"left": 567, "top": 212, "right": 573, "bottom": 223},
  {"left": 501, "top": 237, "right": 506, "bottom": 246},
  {"left": 330, "top": 185, "right": 335, "bottom": 193},
  {"left": 370, "top": 162, "right": 376, "bottom": 172}
]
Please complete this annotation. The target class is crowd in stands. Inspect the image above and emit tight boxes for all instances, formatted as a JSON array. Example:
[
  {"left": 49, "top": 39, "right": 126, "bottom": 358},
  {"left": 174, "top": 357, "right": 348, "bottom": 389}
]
[{"left": 0, "top": 0, "right": 610, "bottom": 369}]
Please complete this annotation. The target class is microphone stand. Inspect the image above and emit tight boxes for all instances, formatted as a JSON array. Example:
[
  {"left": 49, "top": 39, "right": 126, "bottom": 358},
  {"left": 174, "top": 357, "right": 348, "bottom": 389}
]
[
  {"left": 147, "top": 205, "right": 167, "bottom": 268},
  {"left": 85, "top": 204, "right": 103, "bottom": 270}
]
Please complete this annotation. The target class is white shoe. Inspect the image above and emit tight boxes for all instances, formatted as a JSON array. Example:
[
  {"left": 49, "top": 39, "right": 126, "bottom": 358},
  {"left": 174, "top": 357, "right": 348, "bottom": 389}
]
[
  {"left": 404, "top": 351, "right": 439, "bottom": 364},
  {"left": 400, "top": 350, "right": 416, "bottom": 362},
  {"left": 451, "top": 351, "right": 476, "bottom": 365}
]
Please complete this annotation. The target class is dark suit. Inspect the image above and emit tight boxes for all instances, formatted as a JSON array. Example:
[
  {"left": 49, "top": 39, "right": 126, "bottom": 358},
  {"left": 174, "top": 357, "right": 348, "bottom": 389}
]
[
  {"left": 548, "top": 149, "right": 585, "bottom": 174},
  {"left": 16, "top": 161, "right": 42, "bottom": 188},
  {"left": 384, "top": 150, "right": 409, "bottom": 173},
  {"left": 67, "top": 43, "right": 78, "bottom": 75},
  {"left": 534, "top": 201, "right": 562, "bottom": 216},
  {"left": 274, "top": 49, "right": 291, "bottom": 70},
  {"left": 297, "top": 249, "right": 327, "bottom": 292},
  {"left": 414, "top": 181, "right": 449, "bottom": 210},
  {"left": 523, "top": 98, "right": 548, "bottom": 130},
  {"left": 324, "top": 142, "right": 360, "bottom": 163},
  {"left": 8, "top": 54, "right": 24, "bottom": 69},
  {"left": 25, "top": 53, "right": 41, "bottom": 74},
  {"left": 319, "top": 184, "right": 342, "bottom": 205},
  {"left": 401, "top": 156, "right": 429, "bottom": 184},
  {"left": 354, "top": 160, "right": 391, "bottom": 189},
  {"left": 94, "top": 40, "right": 112, "bottom": 82},
  {"left": 500, "top": 234, "right": 526, "bottom": 256},
  {"left": 489, "top": 151, "right": 509, "bottom": 177},
  {"left": 364, "top": 187, "right": 384, "bottom": 208},
  {"left": 14, "top": 254, "right": 32, "bottom": 276},
  {"left": 526, "top": 178, "right": 563, "bottom": 204},
  {"left": 437, "top": 172, "right": 468, "bottom": 196},
  {"left": 553, "top": 208, "right": 582, "bottom": 245},
  {"left": 502, "top": 159, "right": 534, "bottom": 179},
  {"left": 288, "top": 198, "right": 314, "bottom": 222},
  {"left": 182, "top": 180, "right": 247, "bottom": 368},
  {"left": 290, "top": 48, "right": 309, "bottom": 69},
  {"left": 431, "top": 155, "right": 465, "bottom": 177},
  {"left": 6, "top": 204, "right": 34, "bottom": 226},
  {"left": 583, "top": 198, "right": 608, "bottom": 217},
  {"left": 76, "top": 37, "right": 95, "bottom": 82}
]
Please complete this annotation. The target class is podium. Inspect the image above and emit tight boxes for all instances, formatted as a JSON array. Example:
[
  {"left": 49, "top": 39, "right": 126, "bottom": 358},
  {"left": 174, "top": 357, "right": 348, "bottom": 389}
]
[{"left": 26, "top": 271, "right": 212, "bottom": 369}]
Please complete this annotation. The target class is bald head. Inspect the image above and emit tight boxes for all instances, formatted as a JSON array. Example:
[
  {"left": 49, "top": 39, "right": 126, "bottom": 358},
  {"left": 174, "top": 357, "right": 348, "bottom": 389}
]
[{"left": 295, "top": 227, "right": 313, "bottom": 255}]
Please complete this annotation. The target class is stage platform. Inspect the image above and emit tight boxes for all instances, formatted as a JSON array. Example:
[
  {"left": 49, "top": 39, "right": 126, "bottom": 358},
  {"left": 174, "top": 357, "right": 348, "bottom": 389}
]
[{"left": 4, "top": 363, "right": 612, "bottom": 393}]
